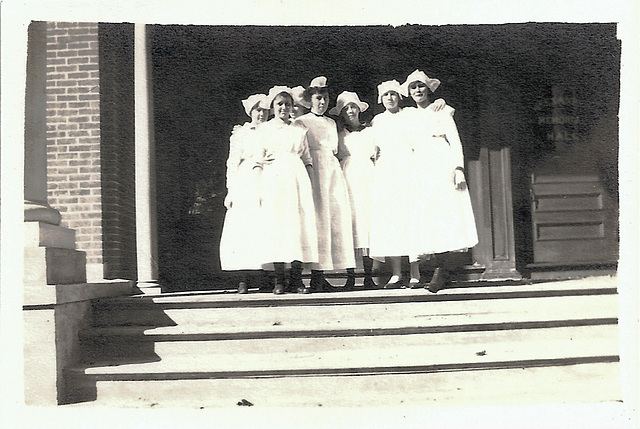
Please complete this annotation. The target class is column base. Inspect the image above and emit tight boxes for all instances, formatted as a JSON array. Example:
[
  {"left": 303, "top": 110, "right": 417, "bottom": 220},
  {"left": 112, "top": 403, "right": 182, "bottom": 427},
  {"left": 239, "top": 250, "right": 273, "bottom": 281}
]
[
  {"left": 480, "top": 266, "right": 523, "bottom": 281},
  {"left": 135, "top": 281, "right": 162, "bottom": 295}
]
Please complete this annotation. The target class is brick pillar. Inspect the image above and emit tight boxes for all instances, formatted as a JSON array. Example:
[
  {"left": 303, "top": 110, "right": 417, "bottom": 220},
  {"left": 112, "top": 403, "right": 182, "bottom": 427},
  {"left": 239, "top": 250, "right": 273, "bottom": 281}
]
[
  {"left": 24, "top": 20, "right": 88, "bottom": 406},
  {"left": 98, "top": 23, "right": 138, "bottom": 281},
  {"left": 46, "top": 22, "right": 104, "bottom": 281}
]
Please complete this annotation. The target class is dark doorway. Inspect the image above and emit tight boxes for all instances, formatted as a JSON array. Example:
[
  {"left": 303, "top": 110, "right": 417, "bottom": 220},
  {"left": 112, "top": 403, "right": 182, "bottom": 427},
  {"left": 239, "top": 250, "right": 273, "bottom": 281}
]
[{"left": 149, "top": 24, "right": 619, "bottom": 291}]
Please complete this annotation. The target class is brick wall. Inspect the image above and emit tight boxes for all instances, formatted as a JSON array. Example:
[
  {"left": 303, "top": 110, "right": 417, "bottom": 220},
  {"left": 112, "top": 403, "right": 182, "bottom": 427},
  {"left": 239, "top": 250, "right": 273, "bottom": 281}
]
[{"left": 46, "top": 22, "right": 104, "bottom": 278}]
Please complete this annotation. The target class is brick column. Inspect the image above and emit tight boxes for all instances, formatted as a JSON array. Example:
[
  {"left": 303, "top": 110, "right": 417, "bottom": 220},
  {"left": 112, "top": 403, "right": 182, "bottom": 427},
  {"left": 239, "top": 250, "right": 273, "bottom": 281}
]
[
  {"left": 46, "top": 22, "right": 104, "bottom": 281},
  {"left": 24, "top": 20, "right": 88, "bottom": 406},
  {"left": 98, "top": 23, "right": 138, "bottom": 281}
]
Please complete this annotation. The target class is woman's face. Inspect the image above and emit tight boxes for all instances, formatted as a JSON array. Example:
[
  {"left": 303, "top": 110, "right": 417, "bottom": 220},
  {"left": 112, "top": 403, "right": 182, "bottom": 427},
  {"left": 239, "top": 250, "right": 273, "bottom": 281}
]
[
  {"left": 272, "top": 93, "right": 292, "bottom": 121},
  {"left": 291, "top": 103, "right": 307, "bottom": 119},
  {"left": 381, "top": 91, "right": 400, "bottom": 112},
  {"left": 310, "top": 93, "right": 329, "bottom": 115},
  {"left": 408, "top": 81, "right": 429, "bottom": 105},
  {"left": 251, "top": 107, "right": 269, "bottom": 124},
  {"left": 341, "top": 103, "right": 361, "bottom": 126}
]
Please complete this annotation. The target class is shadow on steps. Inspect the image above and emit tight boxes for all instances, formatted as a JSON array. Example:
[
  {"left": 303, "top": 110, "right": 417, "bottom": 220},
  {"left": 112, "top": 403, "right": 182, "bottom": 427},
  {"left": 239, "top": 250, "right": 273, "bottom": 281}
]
[{"left": 62, "top": 297, "right": 178, "bottom": 405}]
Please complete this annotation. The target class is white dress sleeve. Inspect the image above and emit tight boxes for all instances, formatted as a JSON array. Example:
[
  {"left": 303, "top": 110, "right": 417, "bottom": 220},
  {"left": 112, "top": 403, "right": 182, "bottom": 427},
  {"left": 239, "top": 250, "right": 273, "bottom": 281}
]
[
  {"left": 298, "top": 129, "right": 313, "bottom": 167},
  {"left": 327, "top": 117, "right": 340, "bottom": 155},
  {"left": 440, "top": 106, "right": 465, "bottom": 168},
  {"left": 336, "top": 129, "right": 351, "bottom": 162},
  {"left": 225, "top": 124, "right": 244, "bottom": 189},
  {"left": 367, "top": 116, "right": 382, "bottom": 157}
]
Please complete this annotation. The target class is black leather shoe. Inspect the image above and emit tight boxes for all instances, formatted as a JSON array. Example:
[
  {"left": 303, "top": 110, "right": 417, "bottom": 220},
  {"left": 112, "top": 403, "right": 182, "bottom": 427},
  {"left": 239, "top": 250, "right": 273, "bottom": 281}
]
[
  {"left": 362, "top": 276, "right": 378, "bottom": 290},
  {"left": 426, "top": 268, "right": 449, "bottom": 293},
  {"left": 288, "top": 261, "right": 304, "bottom": 293},
  {"left": 273, "top": 283, "right": 285, "bottom": 295},
  {"left": 408, "top": 279, "right": 422, "bottom": 289},
  {"left": 383, "top": 276, "right": 403, "bottom": 289},
  {"left": 237, "top": 282, "right": 248, "bottom": 294},
  {"left": 287, "top": 279, "right": 305, "bottom": 294}
]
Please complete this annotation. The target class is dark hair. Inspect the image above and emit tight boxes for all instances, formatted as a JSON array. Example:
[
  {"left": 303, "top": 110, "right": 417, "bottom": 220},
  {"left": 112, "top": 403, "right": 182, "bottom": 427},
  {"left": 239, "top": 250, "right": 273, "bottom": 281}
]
[{"left": 303, "top": 86, "right": 329, "bottom": 102}]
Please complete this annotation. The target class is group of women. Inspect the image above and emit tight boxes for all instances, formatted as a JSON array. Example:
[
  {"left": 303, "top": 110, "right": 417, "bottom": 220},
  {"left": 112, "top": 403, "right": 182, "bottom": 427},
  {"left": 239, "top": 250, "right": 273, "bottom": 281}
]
[{"left": 219, "top": 70, "right": 478, "bottom": 295}]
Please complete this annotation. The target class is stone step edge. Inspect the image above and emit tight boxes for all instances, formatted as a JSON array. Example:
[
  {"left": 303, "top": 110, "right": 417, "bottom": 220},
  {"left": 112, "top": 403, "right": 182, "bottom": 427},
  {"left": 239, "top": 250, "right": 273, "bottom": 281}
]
[
  {"left": 80, "top": 317, "right": 618, "bottom": 342},
  {"left": 102, "top": 276, "right": 618, "bottom": 302},
  {"left": 66, "top": 354, "right": 620, "bottom": 382},
  {"left": 91, "top": 286, "right": 618, "bottom": 310},
  {"left": 24, "top": 280, "right": 134, "bottom": 307}
]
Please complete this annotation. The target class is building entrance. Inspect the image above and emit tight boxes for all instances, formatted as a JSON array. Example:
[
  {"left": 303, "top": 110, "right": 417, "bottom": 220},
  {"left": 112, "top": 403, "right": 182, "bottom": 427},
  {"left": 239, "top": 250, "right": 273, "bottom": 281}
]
[{"left": 147, "top": 24, "right": 619, "bottom": 291}]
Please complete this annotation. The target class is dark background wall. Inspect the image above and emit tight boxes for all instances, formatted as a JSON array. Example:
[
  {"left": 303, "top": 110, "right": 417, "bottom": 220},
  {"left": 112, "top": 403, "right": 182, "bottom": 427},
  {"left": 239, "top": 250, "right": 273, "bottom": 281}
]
[{"left": 146, "top": 23, "right": 619, "bottom": 290}]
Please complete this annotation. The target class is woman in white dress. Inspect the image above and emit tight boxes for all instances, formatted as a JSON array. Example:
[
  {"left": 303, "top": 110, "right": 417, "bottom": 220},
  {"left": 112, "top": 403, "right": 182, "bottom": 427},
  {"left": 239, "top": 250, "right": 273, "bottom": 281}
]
[
  {"left": 368, "top": 80, "right": 446, "bottom": 288},
  {"left": 332, "top": 91, "right": 379, "bottom": 289},
  {"left": 254, "top": 85, "right": 319, "bottom": 294},
  {"left": 401, "top": 69, "right": 478, "bottom": 292},
  {"left": 293, "top": 76, "right": 356, "bottom": 292},
  {"left": 219, "top": 93, "right": 269, "bottom": 294},
  {"left": 368, "top": 80, "right": 414, "bottom": 288}
]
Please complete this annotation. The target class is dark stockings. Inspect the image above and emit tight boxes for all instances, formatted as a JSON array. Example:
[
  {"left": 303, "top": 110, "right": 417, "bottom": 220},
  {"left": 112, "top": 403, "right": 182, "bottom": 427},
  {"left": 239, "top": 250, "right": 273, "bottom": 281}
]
[
  {"left": 273, "top": 262, "right": 286, "bottom": 294},
  {"left": 362, "top": 256, "right": 377, "bottom": 289}
]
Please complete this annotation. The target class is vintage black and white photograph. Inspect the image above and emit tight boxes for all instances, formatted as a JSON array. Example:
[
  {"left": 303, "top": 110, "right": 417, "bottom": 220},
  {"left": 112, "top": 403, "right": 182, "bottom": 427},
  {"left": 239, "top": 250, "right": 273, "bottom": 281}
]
[{"left": 1, "top": 0, "right": 638, "bottom": 427}]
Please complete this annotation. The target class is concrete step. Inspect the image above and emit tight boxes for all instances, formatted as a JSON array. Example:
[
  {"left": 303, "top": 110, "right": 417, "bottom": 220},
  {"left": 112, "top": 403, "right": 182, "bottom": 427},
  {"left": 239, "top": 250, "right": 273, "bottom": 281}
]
[
  {"left": 80, "top": 278, "right": 618, "bottom": 361},
  {"left": 85, "top": 292, "right": 618, "bottom": 334},
  {"left": 89, "top": 278, "right": 618, "bottom": 328},
  {"left": 79, "top": 324, "right": 619, "bottom": 373},
  {"left": 24, "top": 222, "right": 77, "bottom": 249},
  {"left": 66, "top": 276, "right": 621, "bottom": 406},
  {"left": 108, "top": 275, "right": 618, "bottom": 303},
  {"left": 65, "top": 361, "right": 621, "bottom": 408},
  {"left": 80, "top": 291, "right": 618, "bottom": 364},
  {"left": 24, "top": 246, "right": 86, "bottom": 285}
]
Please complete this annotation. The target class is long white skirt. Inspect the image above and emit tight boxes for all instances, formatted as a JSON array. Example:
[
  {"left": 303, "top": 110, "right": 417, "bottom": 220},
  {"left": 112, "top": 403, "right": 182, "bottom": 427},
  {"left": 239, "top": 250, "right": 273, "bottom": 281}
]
[
  {"left": 341, "top": 134, "right": 376, "bottom": 252},
  {"left": 409, "top": 135, "right": 478, "bottom": 257},
  {"left": 309, "top": 148, "right": 356, "bottom": 270},
  {"left": 369, "top": 141, "right": 413, "bottom": 260},
  {"left": 219, "top": 161, "right": 264, "bottom": 270},
  {"left": 259, "top": 154, "right": 319, "bottom": 266}
]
